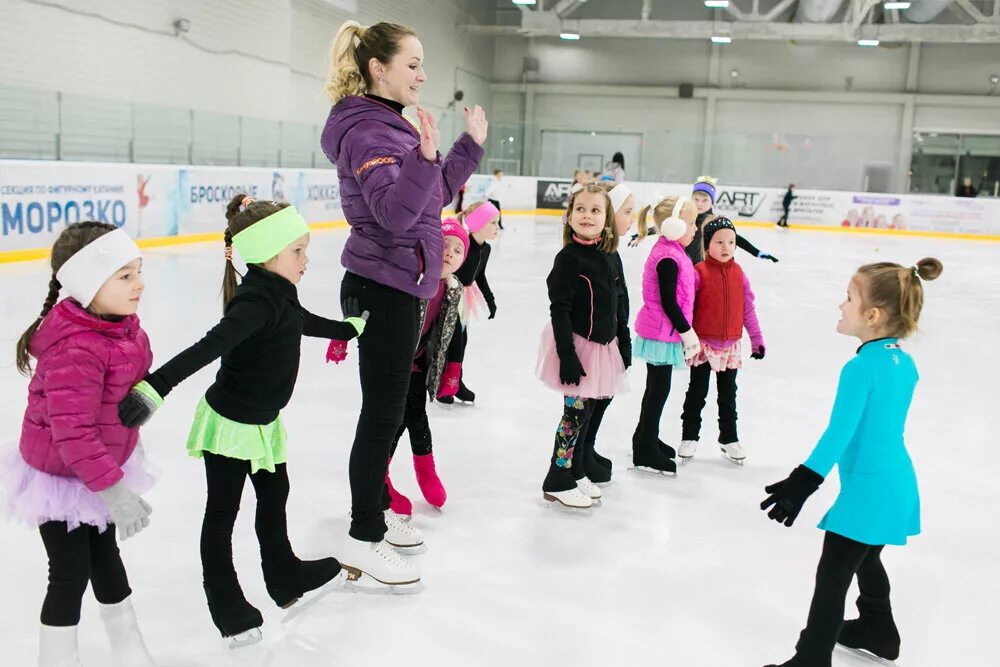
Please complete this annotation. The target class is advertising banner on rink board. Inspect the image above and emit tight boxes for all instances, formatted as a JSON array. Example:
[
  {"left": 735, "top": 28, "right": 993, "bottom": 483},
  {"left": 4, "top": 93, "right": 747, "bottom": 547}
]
[{"left": 536, "top": 179, "right": 573, "bottom": 209}]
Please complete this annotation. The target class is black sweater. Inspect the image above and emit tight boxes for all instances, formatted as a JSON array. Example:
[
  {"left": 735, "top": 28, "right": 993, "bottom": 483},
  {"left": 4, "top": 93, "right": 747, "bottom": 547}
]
[
  {"left": 547, "top": 238, "right": 619, "bottom": 357},
  {"left": 656, "top": 259, "right": 692, "bottom": 334},
  {"left": 146, "top": 266, "right": 358, "bottom": 424},
  {"left": 453, "top": 235, "right": 494, "bottom": 306},
  {"left": 687, "top": 208, "right": 762, "bottom": 264},
  {"left": 609, "top": 250, "right": 631, "bottom": 348}
]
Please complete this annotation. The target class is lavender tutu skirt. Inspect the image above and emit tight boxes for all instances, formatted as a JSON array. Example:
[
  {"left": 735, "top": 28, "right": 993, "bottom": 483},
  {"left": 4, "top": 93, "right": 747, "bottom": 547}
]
[
  {"left": 0, "top": 444, "right": 158, "bottom": 533},
  {"left": 536, "top": 322, "right": 627, "bottom": 399}
]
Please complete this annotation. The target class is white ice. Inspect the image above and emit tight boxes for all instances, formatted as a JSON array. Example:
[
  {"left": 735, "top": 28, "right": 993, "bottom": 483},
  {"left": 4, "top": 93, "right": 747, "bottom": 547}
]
[{"left": 0, "top": 217, "right": 995, "bottom": 666}]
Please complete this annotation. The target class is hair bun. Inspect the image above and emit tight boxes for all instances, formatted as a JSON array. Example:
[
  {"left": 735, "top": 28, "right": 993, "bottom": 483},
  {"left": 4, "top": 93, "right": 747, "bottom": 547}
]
[{"left": 915, "top": 257, "right": 943, "bottom": 281}]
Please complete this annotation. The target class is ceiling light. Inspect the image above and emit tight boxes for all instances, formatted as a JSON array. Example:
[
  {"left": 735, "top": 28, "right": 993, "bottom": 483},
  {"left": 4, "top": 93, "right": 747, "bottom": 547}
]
[
  {"left": 560, "top": 31, "right": 580, "bottom": 40},
  {"left": 883, "top": 2, "right": 911, "bottom": 9},
  {"left": 705, "top": 1, "right": 730, "bottom": 7},
  {"left": 512, "top": 0, "right": 537, "bottom": 6},
  {"left": 711, "top": 35, "right": 732, "bottom": 44},
  {"left": 729, "top": 69, "right": 740, "bottom": 78},
  {"left": 857, "top": 39, "right": 880, "bottom": 47}
]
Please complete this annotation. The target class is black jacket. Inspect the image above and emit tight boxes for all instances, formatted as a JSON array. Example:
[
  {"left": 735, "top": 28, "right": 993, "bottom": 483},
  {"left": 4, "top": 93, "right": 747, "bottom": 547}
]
[
  {"left": 609, "top": 251, "right": 631, "bottom": 350},
  {"left": 547, "top": 239, "right": 619, "bottom": 357},
  {"left": 454, "top": 236, "right": 494, "bottom": 307},
  {"left": 146, "top": 266, "right": 358, "bottom": 424}
]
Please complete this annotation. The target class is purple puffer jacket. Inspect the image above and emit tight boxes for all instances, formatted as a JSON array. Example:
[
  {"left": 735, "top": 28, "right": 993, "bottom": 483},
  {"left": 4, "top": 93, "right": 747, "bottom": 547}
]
[
  {"left": 19, "top": 299, "right": 152, "bottom": 492},
  {"left": 321, "top": 96, "right": 484, "bottom": 299}
]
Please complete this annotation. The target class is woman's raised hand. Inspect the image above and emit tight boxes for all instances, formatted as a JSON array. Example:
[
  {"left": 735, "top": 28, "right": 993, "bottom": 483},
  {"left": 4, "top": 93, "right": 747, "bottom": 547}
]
[
  {"left": 464, "top": 105, "right": 488, "bottom": 146},
  {"left": 417, "top": 107, "right": 440, "bottom": 162}
]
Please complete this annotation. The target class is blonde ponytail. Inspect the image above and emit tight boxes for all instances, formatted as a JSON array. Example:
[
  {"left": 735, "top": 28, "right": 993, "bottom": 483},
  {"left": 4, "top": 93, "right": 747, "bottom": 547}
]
[{"left": 325, "top": 20, "right": 417, "bottom": 104}]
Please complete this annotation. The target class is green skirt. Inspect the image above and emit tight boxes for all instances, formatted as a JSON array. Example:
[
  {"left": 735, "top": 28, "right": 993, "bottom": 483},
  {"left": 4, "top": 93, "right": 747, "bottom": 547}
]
[{"left": 186, "top": 397, "right": 287, "bottom": 474}]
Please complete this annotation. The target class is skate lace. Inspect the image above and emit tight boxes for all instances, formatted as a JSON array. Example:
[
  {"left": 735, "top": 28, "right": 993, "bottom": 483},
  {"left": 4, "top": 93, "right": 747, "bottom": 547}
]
[
  {"left": 373, "top": 540, "right": 410, "bottom": 569},
  {"left": 385, "top": 511, "right": 419, "bottom": 537}
]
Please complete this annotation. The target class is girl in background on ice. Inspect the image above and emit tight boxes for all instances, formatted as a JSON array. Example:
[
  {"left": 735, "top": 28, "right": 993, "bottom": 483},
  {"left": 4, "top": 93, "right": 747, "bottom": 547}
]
[
  {"left": 688, "top": 176, "right": 778, "bottom": 264},
  {"left": 575, "top": 181, "right": 635, "bottom": 486},
  {"left": 3, "top": 222, "right": 156, "bottom": 666},
  {"left": 677, "top": 218, "right": 766, "bottom": 466},
  {"left": 441, "top": 199, "right": 500, "bottom": 406},
  {"left": 760, "top": 258, "right": 942, "bottom": 667},
  {"left": 630, "top": 195, "right": 700, "bottom": 476},
  {"left": 320, "top": 19, "right": 486, "bottom": 586},
  {"left": 536, "top": 184, "right": 626, "bottom": 509},
  {"left": 385, "top": 219, "right": 469, "bottom": 515},
  {"left": 116, "top": 196, "right": 364, "bottom": 647}
]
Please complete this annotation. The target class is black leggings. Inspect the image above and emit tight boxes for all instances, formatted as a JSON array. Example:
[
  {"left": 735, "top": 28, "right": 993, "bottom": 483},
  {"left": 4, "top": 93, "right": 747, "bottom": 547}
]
[
  {"left": 201, "top": 452, "right": 297, "bottom": 607},
  {"left": 341, "top": 271, "right": 420, "bottom": 542},
  {"left": 794, "top": 531, "right": 890, "bottom": 660},
  {"left": 681, "top": 363, "right": 739, "bottom": 444},
  {"left": 633, "top": 363, "right": 674, "bottom": 444},
  {"left": 38, "top": 521, "right": 131, "bottom": 626},
  {"left": 580, "top": 397, "right": 611, "bottom": 451},
  {"left": 389, "top": 369, "right": 432, "bottom": 459}
]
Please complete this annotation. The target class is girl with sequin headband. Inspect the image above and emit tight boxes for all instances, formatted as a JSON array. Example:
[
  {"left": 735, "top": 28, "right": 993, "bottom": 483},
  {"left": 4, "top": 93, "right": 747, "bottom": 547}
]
[{"left": 116, "top": 195, "right": 368, "bottom": 647}]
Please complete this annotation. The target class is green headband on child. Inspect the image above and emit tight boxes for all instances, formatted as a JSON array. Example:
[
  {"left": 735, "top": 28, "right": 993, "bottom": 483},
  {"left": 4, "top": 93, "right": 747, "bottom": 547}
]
[{"left": 232, "top": 206, "right": 310, "bottom": 263}]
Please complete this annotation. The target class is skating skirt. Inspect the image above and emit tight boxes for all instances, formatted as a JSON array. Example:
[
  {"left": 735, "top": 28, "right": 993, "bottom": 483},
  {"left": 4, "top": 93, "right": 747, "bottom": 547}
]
[
  {"left": 536, "top": 322, "right": 627, "bottom": 399},
  {"left": 634, "top": 335, "right": 685, "bottom": 367},
  {"left": 0, "top": 443, "right": 157, "bottom": 533},
  {"left": 459, "top": 283, "right": 487, "bottom": 326},
  {"left": 689, "top": 339, "right": 742, "bottom": 372},
  {"left": 186, "top": 396, "right": 287, "bottom": 474}
]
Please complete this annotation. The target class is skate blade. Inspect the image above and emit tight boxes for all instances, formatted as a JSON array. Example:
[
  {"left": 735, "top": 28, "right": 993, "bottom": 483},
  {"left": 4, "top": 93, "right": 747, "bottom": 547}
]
[
  {"left": 542, "top": 493, "right": 593, "bottom": 512},
  {"left": 628, "top": 465, "right": 677, "bottom": 478},
  {"left": 341, "top": 566, "right": 423, "bottom": 594},
  {"left": 280, "top": 573, "right": 345, "bottom": 624},
  {"left": 719, "top": 452, "right": 745, "bottom": 466},
  {"left": 679, "top": 456, "right": 694, "bottom": 465},
  {"left": 836, "top": 644, "right": 899, "bottom": 665},
  {"left": 226, "top": 627, "right": 263, "bottom": 649}
]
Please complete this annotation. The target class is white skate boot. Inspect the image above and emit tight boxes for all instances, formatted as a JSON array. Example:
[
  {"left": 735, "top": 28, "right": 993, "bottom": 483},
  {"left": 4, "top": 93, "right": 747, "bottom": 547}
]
[
  {"left": 720, "top": 441, "right": 745, "bottom": 465},
  {"left": 543, "top": 487, "right": 592, "bottom": 509},
  {"left": 99, "top": 598, "right": 156, "bottom": 666},
  {"left": 339, "top": 536, "right": 421, "bottom": 589},
  {"left": 384, "top": 510, "right": 425, "bottom": 552},
  {"left": 678, "top": 440, "right": 699, "bottom": 462},
  {"left": 39, "top": 625, "right": 82, "bottom": 667},
  {"left": 575, "top": 477, "right": 602, "bottom": 503}
]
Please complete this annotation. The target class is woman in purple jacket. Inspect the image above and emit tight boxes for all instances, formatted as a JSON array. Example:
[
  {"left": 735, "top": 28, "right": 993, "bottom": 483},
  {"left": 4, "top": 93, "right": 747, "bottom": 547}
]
[{"left": 321, "top": 20, "right": 486, "bottom": 585}]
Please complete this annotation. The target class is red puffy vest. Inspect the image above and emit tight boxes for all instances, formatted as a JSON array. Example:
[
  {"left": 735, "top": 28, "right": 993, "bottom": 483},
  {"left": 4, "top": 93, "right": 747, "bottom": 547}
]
[{"left": 692, "top": 256, "right": 745, "bottom": 341}]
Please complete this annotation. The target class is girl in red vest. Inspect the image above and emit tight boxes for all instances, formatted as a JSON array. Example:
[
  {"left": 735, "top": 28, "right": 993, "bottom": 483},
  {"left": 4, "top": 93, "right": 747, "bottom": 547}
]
[{"left": 678, "top": 217, "right": 765, "bottom": 465}]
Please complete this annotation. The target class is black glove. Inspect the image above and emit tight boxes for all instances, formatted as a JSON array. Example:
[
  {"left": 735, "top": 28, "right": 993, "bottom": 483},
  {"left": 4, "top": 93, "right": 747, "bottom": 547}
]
[
  {"left": 486, "top": 298, "right": 497, "bottom": 320},
  {"left": 618, "top": 338, "right": 632, "bottom": 369},
  {"left": 757, "top": 252, "right": 779, "bottom": 263},
  {"left": 750, "top": 345, "right": 766, "bottom": 360},
  {"left": 627, "top": 233, "right": 640, "bottom": 248},
  {"left": 558, "top": 352, "right": 586, "bottom": 386},
  {"left": 117, "top": 380, "right": 163, "bottom": 429},
  {"left": 760, "top": 465, "right": 824, "bottom": 527}
]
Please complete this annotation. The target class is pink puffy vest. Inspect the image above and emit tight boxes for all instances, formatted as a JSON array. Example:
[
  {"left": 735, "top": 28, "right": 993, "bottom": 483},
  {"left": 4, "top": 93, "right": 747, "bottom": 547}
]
[{"left": 634, "top": 237, "right": 695, "bottom": 343}]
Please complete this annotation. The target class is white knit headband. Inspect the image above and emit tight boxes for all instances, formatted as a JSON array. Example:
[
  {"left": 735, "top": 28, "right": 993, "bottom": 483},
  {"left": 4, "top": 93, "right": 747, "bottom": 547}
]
[{"left": 55, "top": 229, "right": 142, "bottom": 308}]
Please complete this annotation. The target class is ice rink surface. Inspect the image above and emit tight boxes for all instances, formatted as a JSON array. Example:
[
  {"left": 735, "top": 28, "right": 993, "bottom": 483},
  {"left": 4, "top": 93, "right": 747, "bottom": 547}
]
[{"left": 0, "top": 215, "right": 994, "bottom": 666}]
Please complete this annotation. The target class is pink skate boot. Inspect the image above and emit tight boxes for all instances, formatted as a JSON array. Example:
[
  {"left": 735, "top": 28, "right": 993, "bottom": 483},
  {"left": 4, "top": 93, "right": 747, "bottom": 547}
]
[{"left": 413, "top": 453, "right": 447, "bottom": 509}]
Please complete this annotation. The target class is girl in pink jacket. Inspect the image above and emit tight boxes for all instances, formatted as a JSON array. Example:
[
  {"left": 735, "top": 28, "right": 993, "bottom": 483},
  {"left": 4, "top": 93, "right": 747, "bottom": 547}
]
[
  {"left": 3, "top": 222, "right": 157, "bottom": 666},
  {"left": 631, "top": 195, "right": 700, "bottom": 476}
]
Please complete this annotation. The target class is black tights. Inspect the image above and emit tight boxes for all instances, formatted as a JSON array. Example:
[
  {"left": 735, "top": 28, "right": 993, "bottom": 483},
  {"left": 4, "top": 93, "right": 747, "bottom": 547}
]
[
  {"left": 633, "top": 363, "right": 674, "bottom": 444},
  {"left": 389, "top": 369, "right": 432, "bottom": 459},
  {"left": 681, "top": 363, "right": 739, "bottom": 444},
  {"left": 38, "top": 521, "right": 131, "bottom": 626}
]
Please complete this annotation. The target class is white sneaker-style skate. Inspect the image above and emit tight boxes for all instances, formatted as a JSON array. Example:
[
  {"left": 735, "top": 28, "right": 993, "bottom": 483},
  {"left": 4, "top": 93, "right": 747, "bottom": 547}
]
[
  {"left": 678, "top": 440, "right": 699, "bottom": 461},
  {"left": 720, "top": 441, "right": 745, "bottom": 465},
  {"left": 99, "top": 597, "right": 156, "bottom": 665},
  {"left": 576, "top": 477, "right": 602, "bottom": 502},
  {"left": 384, "top": 509, "right": 424, "bottom": 551},
  {"left": 543, "top": 487, "right": 593, "bottom": 509},
  {"left": 339, "top": 537, "right": 421, "bottom": 587},
  {"left": 39, "top": 624, "right": 82, "bottom": 667}
]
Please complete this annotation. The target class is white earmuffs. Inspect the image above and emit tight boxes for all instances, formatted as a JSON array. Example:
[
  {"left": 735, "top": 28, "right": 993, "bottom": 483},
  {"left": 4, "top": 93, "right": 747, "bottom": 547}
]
[{"left": 660, "top": 196, "right": 691, "bottom": 241}]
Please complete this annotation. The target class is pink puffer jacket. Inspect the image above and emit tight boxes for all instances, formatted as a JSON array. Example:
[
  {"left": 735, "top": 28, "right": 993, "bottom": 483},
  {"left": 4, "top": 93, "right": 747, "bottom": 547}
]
[{"left": 19, "top": 299, "right": 152, "bottom": 492}]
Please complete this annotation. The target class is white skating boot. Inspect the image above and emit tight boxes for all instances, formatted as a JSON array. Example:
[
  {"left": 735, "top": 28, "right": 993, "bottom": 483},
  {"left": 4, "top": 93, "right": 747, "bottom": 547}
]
[
  {"left": 99, "top": 598, "right": 156, "bottom": 666},
  {"left": 38, "top": 625, "right": 81, "bottom": 667},
  {"left": 678, "top": 440, "right": 699, "bottom": 462},
  {"left": 720, "top": 441, "right": 745, "bottom": 465},
  {"left": 542, "top": 487, "right": 592, "bottom": 509},
  {"left": 575, "top": 477, "right": 602, "bottom": 502},
  {"left": 339, "top": 536, "right": 421, "bottom": 587},
  {"left": 384, "top": 510, "right": 424, "bottom": 551}
]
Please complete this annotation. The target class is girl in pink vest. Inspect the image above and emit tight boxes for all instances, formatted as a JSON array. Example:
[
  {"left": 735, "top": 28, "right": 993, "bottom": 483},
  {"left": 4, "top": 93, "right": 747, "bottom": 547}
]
[
  {"left": 3, "top": 222, "right": 157, "bottom": 666},
  {"left": 678, "top": 218, "right": 766, "bottom": 465},
  {"left": 631, "top": 195, "right": 701, "bottom": 475},
  {"left": 536, "top": 184, "right": 627, "bottom": 510}
]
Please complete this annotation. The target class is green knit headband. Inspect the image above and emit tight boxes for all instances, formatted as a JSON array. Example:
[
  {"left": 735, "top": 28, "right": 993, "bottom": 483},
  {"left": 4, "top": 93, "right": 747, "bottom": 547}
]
[{"left": 232, "top": 206, "right": 310, "bottom": 263}]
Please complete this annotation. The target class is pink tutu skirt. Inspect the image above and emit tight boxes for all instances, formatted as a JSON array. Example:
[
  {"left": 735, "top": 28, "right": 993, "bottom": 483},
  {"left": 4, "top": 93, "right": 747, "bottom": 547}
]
[
  {"left": 536, "top": 322, "right": 627, "bottom": 399},
  {"left": 689, "top": 339, "right": 743, "bottom": 372},
  {"left": 0, "top": 444, "right": 158, "bottom": 533},
  {"left": 460, "top": 283, "right": 487, "bottom": 325}
]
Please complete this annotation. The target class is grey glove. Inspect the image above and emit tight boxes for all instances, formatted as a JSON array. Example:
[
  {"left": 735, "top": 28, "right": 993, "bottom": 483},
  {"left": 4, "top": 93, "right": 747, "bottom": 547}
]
[{"left": 98, "top": 482, "right": 152, "bottom": 540}]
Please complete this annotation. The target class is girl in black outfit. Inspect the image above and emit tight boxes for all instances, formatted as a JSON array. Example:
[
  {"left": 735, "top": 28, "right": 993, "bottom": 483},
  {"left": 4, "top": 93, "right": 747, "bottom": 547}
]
[
  {"left": 689, "top": 176, "right": 779, "bottom": 264},
  {"left": 535, "top": 184, "right": 627, "bottom": 510},
  {"left": 117, "top": 196, "right": 365, "bottom": 646}
]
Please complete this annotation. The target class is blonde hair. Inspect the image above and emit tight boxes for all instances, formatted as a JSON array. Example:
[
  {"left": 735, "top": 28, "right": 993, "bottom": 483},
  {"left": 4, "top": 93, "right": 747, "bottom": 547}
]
[
  {"left": 854, "top": 258, "right": 943, "bottom": 338},
  {"left": 562, "top": 184, "right": 618, "bottom": 253},
  {"left": 636, "top": 195, "right": 696, "bottom": 241},
  {"left": 326, "top": 20, "right": 415, "bottom": 104}
]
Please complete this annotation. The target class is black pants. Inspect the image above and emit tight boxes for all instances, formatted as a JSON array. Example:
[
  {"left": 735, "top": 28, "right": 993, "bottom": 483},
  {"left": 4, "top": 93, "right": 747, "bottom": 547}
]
[
  {"left": 201, "top": 452, "right": 299, "bottom": 608},
  {"left": 681, "top": 363, "right": 739, "bottom": 444},
  {"left": 793, "top": 531, "right": 890, "bottom": 661},
  {"left": 543, "top": 397, "right": 595, "bottom": 492},
  {"left": 389, "top": 369, "right": 432, "bottom": 459},
  {"left": 779, "top": 206, "right": 790, "bottom": 226},
  {"left": 580, "top": 397, "right": 611, "bottom": 451},
  {"left": 38, "top": 520, "right": 131, "bottom": 626},
  {"left": 341, "top": 271, "right": 420, "bottom": 541},
  {"left": 633, "top": 363, "right": 674, "bottom": 444}
]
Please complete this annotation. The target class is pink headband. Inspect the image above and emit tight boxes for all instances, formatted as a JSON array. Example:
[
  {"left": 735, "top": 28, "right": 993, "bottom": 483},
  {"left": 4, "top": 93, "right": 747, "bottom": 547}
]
[{"left": 464, "top": 201, "right": 500, "bottom": 233}]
